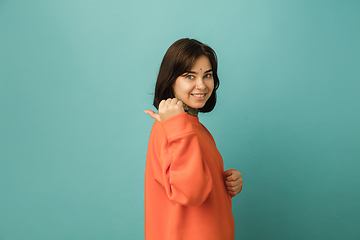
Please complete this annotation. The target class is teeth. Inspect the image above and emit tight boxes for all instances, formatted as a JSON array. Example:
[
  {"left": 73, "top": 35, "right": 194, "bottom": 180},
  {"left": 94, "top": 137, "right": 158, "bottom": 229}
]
[{"left": 192, "top": 94, "right": 205, "bottom": 97}]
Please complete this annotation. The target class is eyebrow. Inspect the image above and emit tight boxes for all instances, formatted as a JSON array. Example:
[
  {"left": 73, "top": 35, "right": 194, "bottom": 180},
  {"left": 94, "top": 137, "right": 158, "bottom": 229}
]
[{"left": 185, "top": 69, "right": 213, "bottom": 75}]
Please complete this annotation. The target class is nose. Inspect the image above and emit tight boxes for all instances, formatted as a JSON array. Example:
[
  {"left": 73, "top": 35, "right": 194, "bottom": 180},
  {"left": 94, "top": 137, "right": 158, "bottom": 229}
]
[{"left": 195, "top": 77, "right": 206, "bottom": 90}]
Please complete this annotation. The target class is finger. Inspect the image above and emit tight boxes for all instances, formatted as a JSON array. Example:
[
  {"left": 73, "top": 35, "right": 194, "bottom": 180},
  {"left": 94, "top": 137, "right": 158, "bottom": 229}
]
[
  {"left": 165, "top": 98, "right": 172, "bottom": 109},
  {"left": 167, "top": 98, "right": 178, "bottom": 109},
  {"left": 226, "top": 174, "right": 237, "bottom": 182},
  {"left": 225, "top": 181, "right": 238, "bottom": 187},
  {"left": 224, "top": 170, "right": 233, "bottom": 176},
  {"left": 228, "top": 177, "right": 243, "bottom": 186},
  {"left": 228, "top": 178, "right": 243, "bottom": 193},
  {"left": 144, "top": 110, "right": 161, "bottom": 122},
  {"left": 227, "top": 187, "right": 239, "bottom": 193},
  {"left": 227, "top": 185, "right": 241, "bottom": 194},
  {"left": 227, "top": 188, "right": 239, "bottom": 195},
  {"left": 159, "top": 100, "right": 167, "bottom": 115},
  {"left": 229, "top": 190, "right": 240, "bottom": 195},
  {"left": 171, "top": 98, "right": 179, "bottom": 105},
  {"left": 227, "top": 171, "right": 241, "bottom": 181},
  {"left": 226, "top": 173, "right": 232, "bottom": 181},
  {"left": 176, "top": 100, "right": 184, "bottom": 109},
  {"left": 159, "top": 100, "right": 166, "bottom": 109}
]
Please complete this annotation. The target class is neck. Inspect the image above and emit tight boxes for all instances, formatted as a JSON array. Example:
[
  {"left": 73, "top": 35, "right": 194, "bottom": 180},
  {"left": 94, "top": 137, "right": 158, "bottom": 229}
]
[{"left": 182, "top": 102, "right": 199, "bottom": 117}]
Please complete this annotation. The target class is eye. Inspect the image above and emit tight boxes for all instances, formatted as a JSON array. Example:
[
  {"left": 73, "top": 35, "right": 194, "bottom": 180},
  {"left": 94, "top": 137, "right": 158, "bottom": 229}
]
[
  {"left": 204, "top": 73, "right": 212, "bottom": 78},
  {"left": 186, "top": 75, "right": 195, "bottom": 80}
]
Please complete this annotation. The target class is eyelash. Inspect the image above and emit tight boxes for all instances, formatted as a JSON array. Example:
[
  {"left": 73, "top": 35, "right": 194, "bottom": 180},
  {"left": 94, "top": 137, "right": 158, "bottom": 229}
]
[{"left": 184, "top": 73, "right": 212, "bottom": 79}]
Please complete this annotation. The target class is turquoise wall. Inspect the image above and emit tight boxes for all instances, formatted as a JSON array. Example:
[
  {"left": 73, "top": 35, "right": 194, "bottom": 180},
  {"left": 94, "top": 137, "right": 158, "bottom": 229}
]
[{"left": 1, "top": 0, "right": 359, "bottom": 239}]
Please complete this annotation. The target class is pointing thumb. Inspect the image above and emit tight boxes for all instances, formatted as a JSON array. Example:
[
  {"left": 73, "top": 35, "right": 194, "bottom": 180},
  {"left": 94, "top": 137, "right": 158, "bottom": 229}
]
[{"left": 144, "top": 110, "right": 161, "bottom": 122}]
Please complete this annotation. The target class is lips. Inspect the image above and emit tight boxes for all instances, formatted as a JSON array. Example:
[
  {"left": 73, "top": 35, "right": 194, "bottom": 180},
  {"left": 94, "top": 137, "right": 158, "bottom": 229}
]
[{"left": 191, "top": 93, "right": 206, "bottom": 98}]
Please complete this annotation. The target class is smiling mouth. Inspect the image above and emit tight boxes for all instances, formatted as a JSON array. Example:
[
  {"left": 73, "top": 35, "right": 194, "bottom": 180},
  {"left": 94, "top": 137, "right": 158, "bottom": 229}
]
[{"left": 191, "top": 93, "right": 206, "bottom": 98}]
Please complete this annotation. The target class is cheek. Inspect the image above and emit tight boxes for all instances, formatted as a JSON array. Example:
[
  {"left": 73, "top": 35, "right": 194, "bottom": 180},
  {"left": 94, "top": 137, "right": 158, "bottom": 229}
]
[
  {"left": 207, "top": 80, "right": 215, "bottom": 93},
  {"left": 173, "top": 81, "right": 191, "bottom": 97}
]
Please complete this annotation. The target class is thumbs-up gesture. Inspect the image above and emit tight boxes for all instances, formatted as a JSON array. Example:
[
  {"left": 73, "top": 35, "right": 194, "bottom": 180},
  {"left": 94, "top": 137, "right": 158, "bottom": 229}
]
[{"left": 144, "top": 98, "right": 184, "bottom": 122}]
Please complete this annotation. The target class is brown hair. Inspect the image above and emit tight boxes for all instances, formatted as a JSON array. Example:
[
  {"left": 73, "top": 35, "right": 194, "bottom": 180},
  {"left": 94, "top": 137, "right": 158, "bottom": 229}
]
[{"left": 153, "top": 38, "right": 220, "bottom": 113}]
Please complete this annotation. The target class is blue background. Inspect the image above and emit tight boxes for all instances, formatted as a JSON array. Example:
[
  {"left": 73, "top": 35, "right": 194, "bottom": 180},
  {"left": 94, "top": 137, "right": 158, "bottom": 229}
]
[{"left": 1, "top": 0, "right": 359, "bottom": 239}]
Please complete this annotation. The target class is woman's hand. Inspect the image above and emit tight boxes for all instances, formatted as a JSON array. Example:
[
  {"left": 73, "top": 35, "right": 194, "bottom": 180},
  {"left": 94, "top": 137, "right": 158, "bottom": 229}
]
[
  {"left": 224, "top": 170, "right": 243, "bottom": 196},
  {"left": 144, "top": 98, "right": 184, "bottom": 122}
]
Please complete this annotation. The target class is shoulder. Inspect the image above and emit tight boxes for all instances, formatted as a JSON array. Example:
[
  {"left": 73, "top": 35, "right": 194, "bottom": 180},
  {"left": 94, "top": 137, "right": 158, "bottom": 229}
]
[
  {"left": 148, "top": 120, "right": 166, "bottom": 156},
  {"left": 200, "top": 122, "right": 217, "bottom": 144},
  {"left": 150, "top": 120, "right": 165, "bottom": 137}
]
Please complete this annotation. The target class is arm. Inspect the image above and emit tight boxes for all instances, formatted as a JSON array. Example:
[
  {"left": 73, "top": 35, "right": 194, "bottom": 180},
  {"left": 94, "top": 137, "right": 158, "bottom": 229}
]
[
  {"left": 158, "top": 113, "right": 212, "bottom": 206},
  {"left": 145, "top": 99, "right": 212, "bottom": 206}
]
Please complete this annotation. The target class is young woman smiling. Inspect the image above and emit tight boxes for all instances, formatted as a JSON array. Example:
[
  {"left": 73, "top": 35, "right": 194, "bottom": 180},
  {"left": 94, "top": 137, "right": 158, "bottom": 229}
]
[{"left": 144, "top": 38, "right": 243, "bottom": 240}]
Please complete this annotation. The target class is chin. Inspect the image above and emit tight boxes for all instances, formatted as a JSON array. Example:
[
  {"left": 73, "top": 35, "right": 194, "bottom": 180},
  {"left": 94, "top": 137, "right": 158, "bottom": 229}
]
[{"left": 188, "top": 102, "right": 206, "bottom": 109}]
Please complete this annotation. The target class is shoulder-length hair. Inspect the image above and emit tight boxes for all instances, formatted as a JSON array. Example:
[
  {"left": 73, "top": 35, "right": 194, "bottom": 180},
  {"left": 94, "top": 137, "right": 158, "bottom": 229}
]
[{"left": 153, "top": 38, "right": 220, "bottom": 113}]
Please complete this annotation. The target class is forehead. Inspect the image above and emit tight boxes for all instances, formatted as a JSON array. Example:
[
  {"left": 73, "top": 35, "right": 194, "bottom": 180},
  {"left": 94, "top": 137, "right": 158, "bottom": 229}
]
[{"left": 190, "top": 55, "right": 212, "bottom": 70}]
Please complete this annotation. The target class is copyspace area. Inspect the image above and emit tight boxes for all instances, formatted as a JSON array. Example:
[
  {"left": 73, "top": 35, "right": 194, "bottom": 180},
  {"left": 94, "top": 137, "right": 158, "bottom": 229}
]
[{"left": 0, "top": 1, "right": 359, "bottom": 239}]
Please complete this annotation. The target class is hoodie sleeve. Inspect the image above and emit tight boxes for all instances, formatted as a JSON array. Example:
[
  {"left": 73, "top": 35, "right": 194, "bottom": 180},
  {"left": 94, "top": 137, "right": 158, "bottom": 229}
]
[{"left": 149, "top": 113, "right": 212, "bottom": 207}]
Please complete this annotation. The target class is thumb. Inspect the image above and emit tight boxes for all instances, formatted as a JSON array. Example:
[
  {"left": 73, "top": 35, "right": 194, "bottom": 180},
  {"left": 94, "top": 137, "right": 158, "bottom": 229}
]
[
  {"left": 224, "top": 169, "right": 234, "bottom": 180},
  {"left": 224, "top": 169, "right": 234, "bottom": 176},
  {"left": 144, "top": 110, "right": 161, "bottom": 122}
]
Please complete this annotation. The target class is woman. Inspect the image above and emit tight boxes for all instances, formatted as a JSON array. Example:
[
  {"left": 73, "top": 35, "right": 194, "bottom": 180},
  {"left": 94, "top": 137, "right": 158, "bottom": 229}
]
[{"left": 144, "top": 38, "right": 243, "bottom": 240}]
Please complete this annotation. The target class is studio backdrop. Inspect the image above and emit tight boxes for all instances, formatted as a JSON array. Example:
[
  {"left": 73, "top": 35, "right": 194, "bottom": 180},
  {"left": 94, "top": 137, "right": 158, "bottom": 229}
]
[{"left": 0, "top": 0, "right": 359, "bottom": 239}]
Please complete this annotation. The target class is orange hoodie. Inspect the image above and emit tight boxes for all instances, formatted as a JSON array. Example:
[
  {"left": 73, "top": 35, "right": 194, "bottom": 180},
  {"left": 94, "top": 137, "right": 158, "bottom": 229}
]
[{"left": 145, "top": 112, "right": 235, "bottom": 240}]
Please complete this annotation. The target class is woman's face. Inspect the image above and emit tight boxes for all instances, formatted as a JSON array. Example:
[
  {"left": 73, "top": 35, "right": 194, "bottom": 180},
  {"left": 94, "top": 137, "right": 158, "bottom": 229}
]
[{"left": 172, "top": 55, "right": 214, "bottom": 109}]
